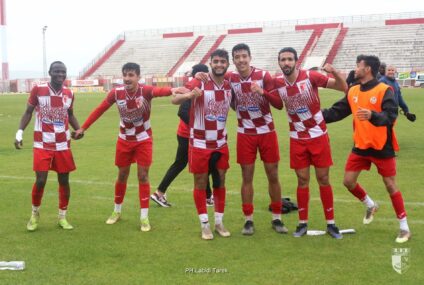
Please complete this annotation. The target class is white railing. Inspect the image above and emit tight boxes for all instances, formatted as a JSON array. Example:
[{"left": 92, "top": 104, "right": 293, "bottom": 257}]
[
  {"left": 78, "top": 33, "right": 125, "bottom": 78},
  {"left": 122, "top": 11, "right": 424, "bottom": 38}
]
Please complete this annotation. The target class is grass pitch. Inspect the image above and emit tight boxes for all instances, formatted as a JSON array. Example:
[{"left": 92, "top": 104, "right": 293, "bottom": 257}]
[{"left": 0, "top": 89, "right": 423, "bottom": 284}]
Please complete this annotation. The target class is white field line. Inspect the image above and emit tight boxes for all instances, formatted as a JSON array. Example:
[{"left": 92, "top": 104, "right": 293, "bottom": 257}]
[
  {"left": 2, "top": 175, "right": 424, "bottom": 208},
  {"left": 3, "top": 175, "right": 424, "bottom": 225}
]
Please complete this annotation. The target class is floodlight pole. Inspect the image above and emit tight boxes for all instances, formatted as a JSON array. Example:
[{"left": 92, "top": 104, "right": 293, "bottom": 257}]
[{"left": 42, "top": 25, "right": 47, "bottom": 79}]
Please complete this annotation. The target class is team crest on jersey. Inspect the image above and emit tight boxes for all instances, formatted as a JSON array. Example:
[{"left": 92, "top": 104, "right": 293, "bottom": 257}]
[
  {"left": 353, "top": 96, "right": 358, "bottom": 103},
  {"left": 252, "top": 80, "right": 263, "bottom": 89},
  {"left": 297, "top": 80, "right": 308, "bottom": 93},
  {"left": 62, "top": 94, "right": 72, "bottom": 108},
  {"left": 370, "top": 96, "right": 377, "bottom": 104},
  {"left": 232, "top": 83, "right": 242, "bottom": 95},
  {"left": 135, "top": 96, "right": 144, "bottom": 109},
  {"left": 117, "top": 100, "right": 126, "bottom": 106}
]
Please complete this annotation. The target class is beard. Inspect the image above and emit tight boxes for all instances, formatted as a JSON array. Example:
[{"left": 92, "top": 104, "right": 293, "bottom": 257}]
[
  {"left": 282, "top": 66, "right": 295, "bottom": 76},
  {"left": 212, "top": 67, "right": 228, "bottom": 77}
]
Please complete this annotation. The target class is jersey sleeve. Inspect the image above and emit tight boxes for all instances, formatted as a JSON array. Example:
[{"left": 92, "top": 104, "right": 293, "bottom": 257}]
[
  {"left": 28, "top": 86, "right": 39, "bottom": 106},
  {"left": 310, "top": 71, "right": 329, "bottom": 88},
  {"left": 105, "top": 89, "right": 117, "bottom": 105},
  {"left": 263, "top": 78, "right": 284, "bottom": 110},
  {"left": 143, "top": 85, "right": 173, "bottom": 99},
  {"left": 186, "top": 78, "right": 202, "bottom": 91},
  {"left": 263, "top": 71, "right": 275, "bottom": 92}
]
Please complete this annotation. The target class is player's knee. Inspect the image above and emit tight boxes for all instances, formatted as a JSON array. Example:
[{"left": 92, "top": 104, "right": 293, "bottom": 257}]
[
  {"left": 383, "top": 180, "right": 397, "bottom": 194},
  {"left": 117, "top": 170, "right": 130, "bottom": 182},
  {"left": 58, "top": 176, "right": 69, "bottom": 186},
  {"left": 35, "top": 177, "right": 47, "bottom": 189},
  {"left": 343, "top": 178, "right": 355, "bottom": 190},
  {"left": 317, "top": 174, "right": 329, "bottom": 186},
  {"left": 138, "top": 173, "right": 149, "bottom": 184},
  {"left": 296, "top": 175, "right": 309, "bottom": 187},
  {"left": 267, "top": 172, "right": 280, "bottom": 184}
]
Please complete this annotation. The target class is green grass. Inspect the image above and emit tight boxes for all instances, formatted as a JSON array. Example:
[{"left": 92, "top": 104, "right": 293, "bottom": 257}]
[{"left": 0, "top": 89, "right": 423, "bottom": 284}]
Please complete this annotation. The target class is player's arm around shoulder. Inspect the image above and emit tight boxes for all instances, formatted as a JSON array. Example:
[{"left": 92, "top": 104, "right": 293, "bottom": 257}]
[
  {"left": 322, "top": 64, "right": 348, "bottom": 93},
  {"left": 261, "top": 77, "right": 283, "bottom": 110},
  {"left": 172, "top": 79, "right": 202, "bottom": 105},
  {"left": 171, "top": 87, "right": 202, "bottom": 105}
]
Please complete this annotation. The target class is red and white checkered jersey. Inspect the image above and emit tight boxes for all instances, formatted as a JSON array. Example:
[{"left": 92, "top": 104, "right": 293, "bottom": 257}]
[
  {"left": 273, "top": 70, "right": 329, "bottom": 139},
  {"left": 28, "top": 83, "right": 74, "bottom": 151},
  {"left": 229, "top": 67, "right": 275, "bottom": 135},
  {"left": 104, "top": 84, "right": 172, "bottom": 142},
  {"left": 187, "top": 77, "right": 232, "bottom": 150}
]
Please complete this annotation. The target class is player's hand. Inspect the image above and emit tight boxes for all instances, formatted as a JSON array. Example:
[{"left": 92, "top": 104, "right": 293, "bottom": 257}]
[
  {"left": 194, "top": 72, "right": 208, "bottom": 83},
  {"left": 190, "top": 87, "right": 202, "bottom": 98},
  {"left": 405, "top": 112, "right": 416, "bottom": 122},
  {"left": 71, "top": 129, "right": 85, "bottom": 140},
  {"left": 14, "top": 140, "right": 23, "bottom": 149},
  {"left": 172, "top": 87, "right": 190, "bottom": 94},
  {"left": 356, "top": 107, "right": 371, "bottom": 121},
  {"left": 251, "top": 81, "right": 264, "bottom": 95},
  {"left": 322, "top": 63, "right": 336, "bottom": 74},
  {"left": 14, "top": 129, "right": 23, "bottom": 149}
]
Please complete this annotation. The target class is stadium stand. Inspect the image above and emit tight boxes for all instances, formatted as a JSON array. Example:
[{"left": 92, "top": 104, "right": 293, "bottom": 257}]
[
  {"left": 332, "top": 24, "right": 424, "bottom": 70},
  {"left": 76, "top": 12, "right": 424, "bottom": 82}
]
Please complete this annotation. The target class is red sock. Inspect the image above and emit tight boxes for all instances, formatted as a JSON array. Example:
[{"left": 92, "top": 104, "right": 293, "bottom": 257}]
[
  {"left": 297, "top": 187, "right": 309, "bottom": 221},
  {"left": 270, "top": 201, "right": 282, "bottom": 215},
  {"left": 390, "top": 191, "right": 407, "bottom": 219},
  {"left": 193, "top": 189, "right": 207, "bottom": 215},
  {"left": 114, "top": 182, "right": 127, "bottom": 204},
  {"left": 138, "top": 183, "right": 150, "bottom": 209},
  {"left": 349, "top": 183, "right": 367, "bottom": 201},
  {"left": 213, "top": 187, "right": 226, "bottom": 213},
  {"left": 32, "top": 183, "right": 44, "bottom": 207},
  {"left": 59, "top": 185, "right": 70, "bottom": 210},
  {"left": 242, "top": 203, "right": 254, "bottom": 216},
  {"left": 319, "top": 185, "right": 334, "bottom": 221}
]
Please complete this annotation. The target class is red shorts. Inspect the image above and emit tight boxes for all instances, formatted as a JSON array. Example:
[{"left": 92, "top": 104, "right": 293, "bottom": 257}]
[
  {"left": 345, "top": 152, "right": 396, "bottom": 177},
  {"left": 33, "top": 148, "right": 76, "bottom": 173},
  {"left": 115, "top": 137, "right": 152, "bottom": 167},
  {"left": 237, "top": 132, "right": 280, "bottom": 164},
  {"left": 189, "top": 145, "right": 230, "bottom": 174},
  {"left": 290, "top": 133, "right": 333, "bottom": 169}
]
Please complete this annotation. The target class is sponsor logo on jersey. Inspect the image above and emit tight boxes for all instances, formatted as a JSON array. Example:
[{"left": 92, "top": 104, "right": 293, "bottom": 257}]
[
  {"left": 217, "top": 115, "right": 226, "bottom": 122},
  {"left": 205, "top": 115, "right": 217, "bottom": 121},
  {"left": 248, "top": 106, "right": 260, "bottom": 112},
  {"left": 296, "top": 107, "right": 309, "bottom": 114}
]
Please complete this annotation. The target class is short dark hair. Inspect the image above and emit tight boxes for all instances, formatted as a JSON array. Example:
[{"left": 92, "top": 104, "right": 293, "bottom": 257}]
[
  {"left": 210, "top": 49, "right": 229, "bottom": 62},
  {"left": 232, "top": 43, "right": 251, "bottom": 57},
  {"left": 191, "top": 63, "right": 209, "bottom": 77},
  {"left": 356, "top": 55, "right": 380, "bottom": 78},
  {"left": 122, "top": 62, "right": 140, "bottom": 75},
  {"left": 278, "top": 47, "right": 298, "bottom": 61},
  {"left": 49, "top": 61, "right": 65, "bottom": 72}
]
